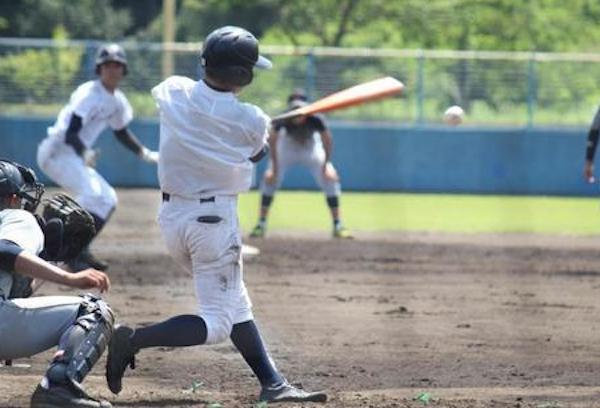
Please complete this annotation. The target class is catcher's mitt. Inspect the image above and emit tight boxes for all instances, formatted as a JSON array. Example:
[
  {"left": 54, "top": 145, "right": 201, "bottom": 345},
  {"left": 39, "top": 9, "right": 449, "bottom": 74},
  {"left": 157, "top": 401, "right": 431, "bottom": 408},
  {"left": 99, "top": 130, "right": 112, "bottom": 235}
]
[{"left": 41, "top": 193, "right": 96, "bottom": 261}]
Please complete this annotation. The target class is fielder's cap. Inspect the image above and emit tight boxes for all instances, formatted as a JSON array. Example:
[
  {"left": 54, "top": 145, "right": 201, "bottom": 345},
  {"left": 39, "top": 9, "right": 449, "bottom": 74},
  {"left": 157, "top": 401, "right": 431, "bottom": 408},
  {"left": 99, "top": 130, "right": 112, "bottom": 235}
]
[{"left": 287, "top": 88, "right": 308, "bottom": 103}]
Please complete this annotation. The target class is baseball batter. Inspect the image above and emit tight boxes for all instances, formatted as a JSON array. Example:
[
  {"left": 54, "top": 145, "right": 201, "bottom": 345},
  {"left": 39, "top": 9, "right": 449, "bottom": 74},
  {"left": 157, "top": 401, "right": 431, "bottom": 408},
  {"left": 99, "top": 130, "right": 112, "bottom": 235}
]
[
  {"left": 250, "top": 90, "right": 353, "bottom": 239},
  {"left": 0, "top": 159, "right": 113, "bottom": 408},
  {"left": 36, "top": 43, "right": 159, "bottom": 272},
  {"left": 105, "top": 26, "right": 327, "bottom": 404},
  {"left": 584, "top": 105, "right": 600, "bottom": 182}
]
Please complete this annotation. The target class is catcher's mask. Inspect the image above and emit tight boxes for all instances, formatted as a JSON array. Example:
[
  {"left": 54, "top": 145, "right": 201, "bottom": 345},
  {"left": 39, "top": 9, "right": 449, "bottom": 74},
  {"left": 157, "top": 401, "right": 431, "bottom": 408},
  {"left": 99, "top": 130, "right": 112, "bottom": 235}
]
[{"left": 0, "top": 158, "right": 44, "bottom": 212}]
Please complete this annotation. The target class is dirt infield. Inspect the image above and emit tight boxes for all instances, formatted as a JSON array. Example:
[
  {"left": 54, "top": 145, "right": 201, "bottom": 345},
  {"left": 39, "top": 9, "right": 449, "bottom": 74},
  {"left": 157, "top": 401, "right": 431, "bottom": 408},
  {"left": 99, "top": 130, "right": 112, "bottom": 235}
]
[{"left": 3, "top": 189, "right": 600, "bottom": 407}]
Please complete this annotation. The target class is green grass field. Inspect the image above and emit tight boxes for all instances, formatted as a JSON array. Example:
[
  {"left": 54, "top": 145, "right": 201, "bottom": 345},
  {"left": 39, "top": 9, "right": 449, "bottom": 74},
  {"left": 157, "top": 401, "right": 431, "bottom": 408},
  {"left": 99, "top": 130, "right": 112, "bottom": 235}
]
[{"left": 238, "top": 191, "right": 600, "bottom": 235}]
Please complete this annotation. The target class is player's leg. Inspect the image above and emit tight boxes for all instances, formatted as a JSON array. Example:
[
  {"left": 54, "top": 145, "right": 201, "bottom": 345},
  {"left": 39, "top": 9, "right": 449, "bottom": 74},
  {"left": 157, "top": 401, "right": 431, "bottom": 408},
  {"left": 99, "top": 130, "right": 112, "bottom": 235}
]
[
  {"left": 1, "top": 295, "right": 114, "bottom": 408},
  {"left": 37, "top": 147, "right": 116, "bottom": 270},
  {"left": 106, "top": 197, "right": 234, "bottom": 394},
  {"left": 233, "top": 217, "right": 327, "bottom": 402},
  {"left": 250, "top": 139, "right": 293, "bottom": 238},
  {"left": 67, "top": 167, "right": 118, "bottom": 271},
  {"left": 307, "top": 146, "right": 352, "bottom": 238}
]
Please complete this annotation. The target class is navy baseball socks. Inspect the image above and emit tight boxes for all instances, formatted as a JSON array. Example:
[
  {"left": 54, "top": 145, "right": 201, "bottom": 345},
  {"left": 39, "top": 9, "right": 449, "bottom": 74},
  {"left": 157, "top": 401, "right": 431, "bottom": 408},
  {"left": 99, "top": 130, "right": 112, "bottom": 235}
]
[
  {"left": 231, "top": 320, "right": 327, "bottom": 403},
  {"left": 106, "top": 318, "right": 326, "bottom": 403}
]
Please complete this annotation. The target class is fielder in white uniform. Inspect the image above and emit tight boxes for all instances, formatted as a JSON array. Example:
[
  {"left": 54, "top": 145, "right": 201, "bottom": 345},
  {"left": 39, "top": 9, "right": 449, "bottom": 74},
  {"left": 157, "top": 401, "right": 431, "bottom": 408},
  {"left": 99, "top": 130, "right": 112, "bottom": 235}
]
[
  {"left": 37, "top": 43, "right": 158, "bottom": 272},
  {"left": 250, "top": 89, "right": 353, "bottom": 239},
  {"left": 105, "top": 26, "right": 327, "bottom": 404},
  {"left": 0, "top": 159, "right": 113, "bottom": 408}
]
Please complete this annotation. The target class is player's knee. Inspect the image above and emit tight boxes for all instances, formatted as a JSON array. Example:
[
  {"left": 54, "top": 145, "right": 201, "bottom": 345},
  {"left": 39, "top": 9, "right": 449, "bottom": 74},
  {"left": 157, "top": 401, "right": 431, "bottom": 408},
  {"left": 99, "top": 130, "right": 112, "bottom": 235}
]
[{"left": 202, "top": 313, "right": 234, "bottom": 345}]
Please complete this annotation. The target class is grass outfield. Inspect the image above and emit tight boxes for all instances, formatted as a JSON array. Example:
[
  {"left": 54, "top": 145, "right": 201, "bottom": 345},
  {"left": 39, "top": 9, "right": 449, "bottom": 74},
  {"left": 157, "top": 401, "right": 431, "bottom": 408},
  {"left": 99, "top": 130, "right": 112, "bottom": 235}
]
[{"left": 238, "top": 190, "right": 600, "bottom": 235}]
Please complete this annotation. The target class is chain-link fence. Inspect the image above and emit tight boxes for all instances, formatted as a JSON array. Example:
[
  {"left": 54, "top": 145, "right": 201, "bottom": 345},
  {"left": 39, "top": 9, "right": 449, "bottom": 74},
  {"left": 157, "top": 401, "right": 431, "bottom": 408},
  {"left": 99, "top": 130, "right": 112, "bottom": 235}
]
[{"left": 1, "top": 38, "right": 599, "bottom": 126}]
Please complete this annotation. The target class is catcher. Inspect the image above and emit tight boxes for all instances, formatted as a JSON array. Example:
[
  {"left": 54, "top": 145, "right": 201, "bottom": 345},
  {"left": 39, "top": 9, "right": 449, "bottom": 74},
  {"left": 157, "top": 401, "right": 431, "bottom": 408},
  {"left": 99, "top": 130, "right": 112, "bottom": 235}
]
[{"left": 0, "top": 158, "right": 114, "bottom": 408}]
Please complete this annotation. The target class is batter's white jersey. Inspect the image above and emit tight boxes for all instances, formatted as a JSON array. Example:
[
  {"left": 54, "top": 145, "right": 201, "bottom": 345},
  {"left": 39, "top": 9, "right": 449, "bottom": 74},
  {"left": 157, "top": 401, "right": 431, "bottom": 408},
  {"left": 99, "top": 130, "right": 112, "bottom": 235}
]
[
  {"left": 0, "top": 209, "right": 44, "bottom": 298},
  {"left": 152, "top": 76, "right": 269, "bottom": 197},
  {"left": 46, "top": 79, "right": 133, "bottom": 148}
]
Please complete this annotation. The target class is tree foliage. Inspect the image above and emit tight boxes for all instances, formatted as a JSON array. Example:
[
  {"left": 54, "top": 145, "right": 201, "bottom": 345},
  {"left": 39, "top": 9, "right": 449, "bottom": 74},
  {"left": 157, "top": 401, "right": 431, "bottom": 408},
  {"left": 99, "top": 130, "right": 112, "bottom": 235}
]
[{"left": 0, "top": 0, "right": 599, "bottom": 52}]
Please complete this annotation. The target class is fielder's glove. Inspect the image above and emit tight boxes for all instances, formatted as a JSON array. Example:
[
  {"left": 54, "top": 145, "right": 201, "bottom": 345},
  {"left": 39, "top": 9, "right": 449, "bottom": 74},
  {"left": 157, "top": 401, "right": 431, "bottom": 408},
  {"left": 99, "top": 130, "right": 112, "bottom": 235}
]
[
  {"left": 40, "top": 193, "right": 96, "bottom": 262},
  {"left": 140, "top": 147, "right": 159, "bottom": 164}
]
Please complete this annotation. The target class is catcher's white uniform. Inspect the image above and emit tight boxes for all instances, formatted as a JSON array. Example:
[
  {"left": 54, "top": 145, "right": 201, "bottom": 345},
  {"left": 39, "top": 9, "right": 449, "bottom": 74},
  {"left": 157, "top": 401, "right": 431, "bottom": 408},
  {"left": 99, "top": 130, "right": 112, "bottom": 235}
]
[
  {"left": 37, "top": 79, "right": 133, "bottom": 219},
  {"left": 0, "top": 209, "right": 82, "bottom": 359},
  {"left": 152, "top": 76, "right": 268, "bottom": 344}
]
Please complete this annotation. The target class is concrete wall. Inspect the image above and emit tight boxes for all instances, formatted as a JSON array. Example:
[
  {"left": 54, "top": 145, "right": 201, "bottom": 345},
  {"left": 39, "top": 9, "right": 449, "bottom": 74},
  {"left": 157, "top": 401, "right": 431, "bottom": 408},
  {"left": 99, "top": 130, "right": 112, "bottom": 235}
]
[{"left": 0, "top": 116, "right": 593, "bottom": 196}]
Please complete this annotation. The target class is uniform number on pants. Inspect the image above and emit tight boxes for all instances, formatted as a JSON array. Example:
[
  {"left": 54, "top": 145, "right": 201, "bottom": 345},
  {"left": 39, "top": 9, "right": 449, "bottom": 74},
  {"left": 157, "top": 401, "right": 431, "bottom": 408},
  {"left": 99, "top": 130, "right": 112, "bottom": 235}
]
[{"left": 197, "top": 215, "right": 222, "bottom": 224}]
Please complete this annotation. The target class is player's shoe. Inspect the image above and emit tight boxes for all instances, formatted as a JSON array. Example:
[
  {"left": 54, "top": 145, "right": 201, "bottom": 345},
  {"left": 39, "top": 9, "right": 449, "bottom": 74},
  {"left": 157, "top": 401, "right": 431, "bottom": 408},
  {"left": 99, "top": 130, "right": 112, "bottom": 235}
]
[
  {"left": 249, "top": 224, "right": 266, "bottom": 238},
  {"left": 259, "top": 381, "right": 327, "bottom": 403},
  {"left": 30, "top": 382, "right": 112, "bottom": 408},
  {"left": 333, "top": 226, "right": 353, "bottom": 239},
  {"left": 105, "top": 325, "right": 137, "bottom": 395}
]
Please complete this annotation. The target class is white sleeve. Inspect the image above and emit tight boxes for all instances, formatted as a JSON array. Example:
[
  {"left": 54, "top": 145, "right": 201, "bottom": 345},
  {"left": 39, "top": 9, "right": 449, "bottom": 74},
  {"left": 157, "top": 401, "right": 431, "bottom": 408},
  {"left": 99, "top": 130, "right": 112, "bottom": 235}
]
[
  {"left": 109, "top": 92, "right": 134, "bottom": 130},
  {"left": 71, "top": 88, "right": 98, "bottom": 124},
  {"left": 249, "top": 107, "right": 270, "bottom": 156},
  {"left": 0, "top": 210, "right": 44, "bottom": 255}
]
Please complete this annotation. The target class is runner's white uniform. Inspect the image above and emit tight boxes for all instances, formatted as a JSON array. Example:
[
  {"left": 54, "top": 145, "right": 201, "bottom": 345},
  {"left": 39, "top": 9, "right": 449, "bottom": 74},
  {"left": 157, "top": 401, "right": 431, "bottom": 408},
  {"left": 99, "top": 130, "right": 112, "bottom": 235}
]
[
  {"left": 152, "top": 76, "right": 268, "bottom": 344},
  {"left": 37, "top": 79, "right": 133, "bottom": 219}
]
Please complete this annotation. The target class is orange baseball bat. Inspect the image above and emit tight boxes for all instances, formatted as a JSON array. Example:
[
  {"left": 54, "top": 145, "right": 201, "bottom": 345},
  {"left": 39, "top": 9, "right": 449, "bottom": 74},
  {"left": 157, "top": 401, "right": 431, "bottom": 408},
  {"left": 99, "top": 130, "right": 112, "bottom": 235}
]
[{"left": 272, "top": 76, "right": 404, "bottom": 122}]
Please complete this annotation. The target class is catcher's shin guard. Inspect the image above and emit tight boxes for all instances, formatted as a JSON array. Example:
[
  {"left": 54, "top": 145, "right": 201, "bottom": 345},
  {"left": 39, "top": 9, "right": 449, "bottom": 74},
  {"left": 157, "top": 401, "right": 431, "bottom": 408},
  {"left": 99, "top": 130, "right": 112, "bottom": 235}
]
[{"left": 46, "top": 295, "right": 114, "bottom": 389}]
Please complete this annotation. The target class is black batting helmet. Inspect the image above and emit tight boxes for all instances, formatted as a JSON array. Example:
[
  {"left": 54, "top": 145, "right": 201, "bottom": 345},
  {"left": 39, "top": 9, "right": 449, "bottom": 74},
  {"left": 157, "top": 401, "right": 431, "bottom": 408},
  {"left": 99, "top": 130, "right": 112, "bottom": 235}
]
[
  {"left": 201, "top": 26, "right": 272, "bottom": 87},
  {"left": 0, "top": 159, "right": 44, "bottom": 212},
  {"left": 95, "top": 43, "right": 128, "bottom": 75}
]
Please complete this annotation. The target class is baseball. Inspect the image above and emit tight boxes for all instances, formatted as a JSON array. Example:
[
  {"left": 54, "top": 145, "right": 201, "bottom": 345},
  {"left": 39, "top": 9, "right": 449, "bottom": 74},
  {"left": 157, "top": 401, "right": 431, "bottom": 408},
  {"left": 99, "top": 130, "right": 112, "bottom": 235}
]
[{"left": 443, "top": 105, "right": 464, "bottom": 125}]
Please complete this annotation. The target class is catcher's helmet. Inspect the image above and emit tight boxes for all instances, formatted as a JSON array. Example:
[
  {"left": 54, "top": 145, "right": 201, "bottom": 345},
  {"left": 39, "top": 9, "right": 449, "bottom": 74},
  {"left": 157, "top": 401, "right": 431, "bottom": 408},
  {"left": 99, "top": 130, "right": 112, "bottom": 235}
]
[
  {"left": 201, "top": 26, "right": 272, "bottom": 87},
  {"left": 0, "top": 159, "right": 44, "bottom": 212},
  {"left": 95, "top": 43, "right": 128, "bottom": 75}
]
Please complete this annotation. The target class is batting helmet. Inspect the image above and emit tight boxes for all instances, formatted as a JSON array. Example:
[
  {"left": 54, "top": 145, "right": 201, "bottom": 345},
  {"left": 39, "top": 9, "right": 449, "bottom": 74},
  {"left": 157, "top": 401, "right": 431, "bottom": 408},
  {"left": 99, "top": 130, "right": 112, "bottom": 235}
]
[
  {"left": 201, "top": 26, "right": 272, "bottom": 87},
  {"left": 95, "top": 43, "right": 128, "bottom": 75},
  {"left": 0, "top": 159, "right": 44, "bottom": 212}
]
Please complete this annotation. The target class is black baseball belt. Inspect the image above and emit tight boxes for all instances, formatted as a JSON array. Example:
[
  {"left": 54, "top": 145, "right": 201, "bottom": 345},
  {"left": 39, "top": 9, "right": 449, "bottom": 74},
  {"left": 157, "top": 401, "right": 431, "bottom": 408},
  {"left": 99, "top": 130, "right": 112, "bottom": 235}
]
[{"left": 161, "top": 192, "right": 215, "bottom": 204}]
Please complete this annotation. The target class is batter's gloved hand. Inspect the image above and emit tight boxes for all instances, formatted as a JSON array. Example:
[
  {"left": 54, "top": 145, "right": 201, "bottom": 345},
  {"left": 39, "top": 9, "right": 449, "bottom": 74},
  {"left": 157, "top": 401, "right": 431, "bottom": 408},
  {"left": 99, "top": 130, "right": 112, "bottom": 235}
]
[
  {"left": 40, "top": 193, "right": 96, "bottom": 262},
  {"left": 83, "top": 148, "right": 99, "bottom": 167},
  {"left": 140, "top": 147, "right": 159, "bottom": 164}
]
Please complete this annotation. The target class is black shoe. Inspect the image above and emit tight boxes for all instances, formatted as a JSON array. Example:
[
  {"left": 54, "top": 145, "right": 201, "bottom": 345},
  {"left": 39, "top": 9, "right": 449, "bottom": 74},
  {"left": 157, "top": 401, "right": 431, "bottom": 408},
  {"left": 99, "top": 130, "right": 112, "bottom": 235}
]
[
  {"left": 106, "top": 325, "right": 136, "bottom": 395},
  {"left": 30, "top": 383, "right": 112, "bottom": 408},
  {"left": 259, "top": 381, "right": 327, "bottom": 403}
]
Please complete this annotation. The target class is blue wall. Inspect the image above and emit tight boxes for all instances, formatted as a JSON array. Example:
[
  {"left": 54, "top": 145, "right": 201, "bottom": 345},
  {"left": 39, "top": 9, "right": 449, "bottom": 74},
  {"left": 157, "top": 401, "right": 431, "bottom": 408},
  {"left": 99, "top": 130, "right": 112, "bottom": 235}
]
[{"left": 0, "top": 116, "right": 593, "bottom": 196}]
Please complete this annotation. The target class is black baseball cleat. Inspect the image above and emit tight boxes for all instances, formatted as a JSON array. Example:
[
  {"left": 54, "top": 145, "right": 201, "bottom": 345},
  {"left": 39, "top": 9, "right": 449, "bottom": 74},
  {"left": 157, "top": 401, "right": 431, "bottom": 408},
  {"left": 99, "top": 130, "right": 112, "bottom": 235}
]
[
  {"left": 30, "top": 382, "right": 112, "bottom": 408},
  {"left": 259, "top": 381, "right": 327, "bottom": 403},
  {"left": 106, "top": 325, "right": 137, "bottom": 395}
]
